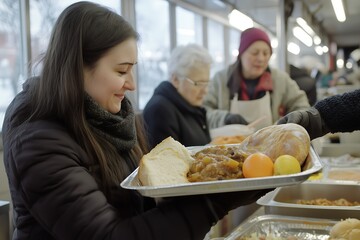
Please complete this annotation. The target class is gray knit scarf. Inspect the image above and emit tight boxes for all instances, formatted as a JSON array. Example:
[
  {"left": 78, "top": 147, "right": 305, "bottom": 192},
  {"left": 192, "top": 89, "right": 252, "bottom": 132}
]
[{"left": 84, "top": 94, "right": 136, "bottom": 151}]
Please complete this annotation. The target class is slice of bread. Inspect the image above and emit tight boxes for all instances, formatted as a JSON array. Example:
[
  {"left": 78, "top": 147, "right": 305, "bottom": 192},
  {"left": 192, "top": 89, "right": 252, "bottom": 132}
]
[{"left": 138, "top": 137, "right": 194, "bottom": 186}]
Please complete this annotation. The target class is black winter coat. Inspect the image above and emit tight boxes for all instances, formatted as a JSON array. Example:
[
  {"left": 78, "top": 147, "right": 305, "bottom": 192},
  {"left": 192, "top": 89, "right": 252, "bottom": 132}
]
[
  {"left": 2, "top": 80, "right": 217, "bottom": 240},
  {"left": 143, "top": 81, "right": 211, "bottom": 148},
  {"left": 315, "top": 88, "right": 360, "bottom": 132}
]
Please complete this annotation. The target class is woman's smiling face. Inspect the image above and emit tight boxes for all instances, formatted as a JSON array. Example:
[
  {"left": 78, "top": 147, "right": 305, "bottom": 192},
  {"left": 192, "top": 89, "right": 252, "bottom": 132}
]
[{"left": 84, "top": 38, "right": 137, "bottom": 113}]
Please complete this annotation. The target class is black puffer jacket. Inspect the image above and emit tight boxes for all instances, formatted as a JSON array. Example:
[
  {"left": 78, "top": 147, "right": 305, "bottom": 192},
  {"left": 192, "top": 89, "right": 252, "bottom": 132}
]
[
  {"left": 315, "top": 89, "right": 360, "bottom": 133},
  {"left": 143, "top": 81, "right": 211, "bottom": 149},
  {"left": 2, "top": 81, "right": 219, "bottom": 240}
]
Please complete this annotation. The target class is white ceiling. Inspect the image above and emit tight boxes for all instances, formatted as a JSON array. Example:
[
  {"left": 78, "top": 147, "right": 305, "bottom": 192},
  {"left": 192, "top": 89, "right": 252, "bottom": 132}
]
[
  {"left": 183, "top": 0, "right": 360, "bottom": 48},
  {"left": 227, "top": 0, "right": 360, "bottom": 48},
  {"left": 302, "top": 0, "right": 360, "bottom": 47}
]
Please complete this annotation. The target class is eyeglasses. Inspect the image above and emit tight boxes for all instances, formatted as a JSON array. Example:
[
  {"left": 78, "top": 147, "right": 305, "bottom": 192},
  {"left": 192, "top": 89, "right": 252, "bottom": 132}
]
[{"left": 185, "top": 77, "right": 209, "bottom": 88}]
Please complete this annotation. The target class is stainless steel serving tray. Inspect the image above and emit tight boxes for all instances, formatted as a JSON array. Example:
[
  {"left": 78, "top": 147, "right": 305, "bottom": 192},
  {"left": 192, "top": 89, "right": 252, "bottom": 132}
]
[
  {"left": 320, "top": 143, "right": 360, "bottom": 157},
  {"left": 120, "top": 146, "right": 323, "bottom": 198},
  {"left": 257, "top": 182, "right": 360, "bottom": 220},
  {"left": 308, "top": 152, "right": 360, "bottom": 183},
  {"left": 224, "top": 214, "right": 337, "bottom": 240}
]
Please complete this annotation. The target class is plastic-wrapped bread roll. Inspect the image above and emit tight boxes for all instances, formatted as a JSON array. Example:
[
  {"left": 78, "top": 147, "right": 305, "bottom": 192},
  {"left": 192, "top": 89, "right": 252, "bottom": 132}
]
[
  {"left": 239, "top": 123, "right": 310, "bottom": 165},
  {"left": 329, "top": 218, "right": 360, "bottom": 240}
]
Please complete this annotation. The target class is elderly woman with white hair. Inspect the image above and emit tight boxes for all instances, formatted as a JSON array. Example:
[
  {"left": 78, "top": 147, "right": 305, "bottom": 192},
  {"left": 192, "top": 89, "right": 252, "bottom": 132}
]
[{"left": 143, "top": 44, "right": 213, "bottom": 148}]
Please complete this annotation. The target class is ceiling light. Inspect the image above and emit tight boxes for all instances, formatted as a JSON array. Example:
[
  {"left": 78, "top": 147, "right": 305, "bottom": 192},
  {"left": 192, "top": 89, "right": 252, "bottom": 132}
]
[
  {"left": 288, "top": 42, "right": 300, "bottom": 55},
  {"left": 314, "top": 35, "right": 321, "bottom": 45},
  {"left": 231, "top": 49, "right": 239, "bottom": 57},
  {"left": 271, "top": 39, "right": 278, "bottom": 48},
  {"left": 315, "top": 46, "right": 323, "bottom": 55},
  {"left": 336, "top": 58, "right": 344, "bottom": 69},
  {"left": 293, "top": 26, "right": 313, "bottom": 47},
  {"left": 346, "top": 61, "right": 353, "bottom": 69},
  {"left": 322, "top": 46, "right": 329, "bottom": 53},
  {"left": 228, "top": 9, "right": 253, "bottom": 31},
  {"left": 296, "top": 18, "right": 315, "bottom": 36},
  {"left": 331, "top": 0, "right": 346, "bottom": 22}
]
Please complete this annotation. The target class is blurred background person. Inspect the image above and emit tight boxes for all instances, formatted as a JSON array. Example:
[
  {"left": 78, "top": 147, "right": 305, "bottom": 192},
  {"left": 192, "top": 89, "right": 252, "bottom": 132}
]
[
  {"left": 289, "top": 64, "right": 317, "bottom": 106},
  {"left": 319, "top": 69, "right": 338, "bottom": 88},
  {"left": 344, "top": 59, "right": 360, "bottom": 86},
  {"left": 203, "top": 27, "right": 310, "bottom": 130},
  {"left": 143, "top": 44, "right": 212, "bottom": 148}
]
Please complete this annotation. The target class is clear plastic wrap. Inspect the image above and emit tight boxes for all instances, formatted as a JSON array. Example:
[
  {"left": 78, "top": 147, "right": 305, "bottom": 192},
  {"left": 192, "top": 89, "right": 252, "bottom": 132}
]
[{"left": 225, "top": 215, "right": 336, "bottom": 240}]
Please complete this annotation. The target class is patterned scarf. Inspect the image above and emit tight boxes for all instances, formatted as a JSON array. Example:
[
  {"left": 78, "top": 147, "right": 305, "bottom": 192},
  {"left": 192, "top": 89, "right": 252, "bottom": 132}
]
[
  {"left": 84, "top": 94, "right": 136, "bottom": 151},
  {"left": 227, "top": 60, "right": 273, "bottom": 100}
]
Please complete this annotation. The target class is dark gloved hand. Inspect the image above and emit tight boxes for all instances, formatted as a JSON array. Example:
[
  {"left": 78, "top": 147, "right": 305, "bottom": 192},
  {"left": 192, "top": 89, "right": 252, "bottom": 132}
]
[
  {"left": 224, "top": 113, "right": 248, "bottom": 125},
  {"left": 277, "top": 107, "right": 330, "bottom": 140},
  {"left": 205, "top": 188, "right": 274, "bottom": 224}
]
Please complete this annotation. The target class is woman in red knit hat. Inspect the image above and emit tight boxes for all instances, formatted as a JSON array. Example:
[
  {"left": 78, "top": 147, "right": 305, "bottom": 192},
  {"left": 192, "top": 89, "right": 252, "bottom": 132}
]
[{"left": 203, "top": 27, "right": 310, "bottom": 130}]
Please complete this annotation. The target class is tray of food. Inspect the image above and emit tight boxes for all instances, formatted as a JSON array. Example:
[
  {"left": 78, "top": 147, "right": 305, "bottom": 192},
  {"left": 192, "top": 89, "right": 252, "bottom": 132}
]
[
  {"left": 224, "top": 215, "right": 360, "bottom": 240},
  {"left": 257, "top": 182, "right": 360, "bottom": 220},
  {"left": 321, "top": 154, "right": 360, "bottom": 167},
  {"left": 121, "top": 124, "right": 323, "bottom": 197},
  {"left": 308, "top": 154, "right": 360, "bottom": 183},
  {"left": 320, "top": 142, "right": 360, "bottom": 157},
  {"left": 324, "top": 167, "right": 360, "bottom": 182}
]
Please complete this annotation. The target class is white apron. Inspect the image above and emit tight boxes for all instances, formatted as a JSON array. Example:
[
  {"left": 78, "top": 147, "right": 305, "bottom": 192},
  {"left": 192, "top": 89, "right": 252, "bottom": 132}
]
[{"left": 229, "top": 91, "right": 272, "bottom": 130}]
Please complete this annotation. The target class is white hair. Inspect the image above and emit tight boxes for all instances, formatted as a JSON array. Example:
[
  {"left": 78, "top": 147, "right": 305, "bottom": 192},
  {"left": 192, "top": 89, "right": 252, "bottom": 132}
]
[{"left": 167, "top": 44, "right": 213, "bottom": 79}]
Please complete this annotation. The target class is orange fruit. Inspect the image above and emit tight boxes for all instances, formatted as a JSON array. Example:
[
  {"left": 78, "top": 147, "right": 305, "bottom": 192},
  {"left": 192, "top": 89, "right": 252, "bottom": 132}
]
[{"left": 242, "top": 152, "right": 274, "bottom": 178}]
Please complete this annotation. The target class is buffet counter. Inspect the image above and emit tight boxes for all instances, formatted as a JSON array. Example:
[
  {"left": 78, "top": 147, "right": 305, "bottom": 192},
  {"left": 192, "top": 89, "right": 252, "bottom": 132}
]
[{"left": 210, "top": 138, "right": 360, "bottom": 240}]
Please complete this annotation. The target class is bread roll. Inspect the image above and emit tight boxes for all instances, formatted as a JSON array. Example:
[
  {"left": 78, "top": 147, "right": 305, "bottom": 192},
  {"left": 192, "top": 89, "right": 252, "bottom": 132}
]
[
  {"left": 329, "top": 218, "right": 360, "bottom": 240},
  {"left": 239, "top": 123, "right": 310, "bottom": 165},
  {"left": 138, "top": 137, "right": 193, "bottom": 186}
]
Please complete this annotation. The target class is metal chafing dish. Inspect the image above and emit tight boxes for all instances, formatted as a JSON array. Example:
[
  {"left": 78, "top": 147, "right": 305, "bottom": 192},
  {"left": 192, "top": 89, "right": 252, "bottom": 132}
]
[
  {"left": 224, "top": 214, "right": 336, "bottom": 240},
  {"left": 316, "top": 153, "right": 360, "bottom": 182},
  {"left": 257, "top": 182, "right": 360, "bottom": 220}
]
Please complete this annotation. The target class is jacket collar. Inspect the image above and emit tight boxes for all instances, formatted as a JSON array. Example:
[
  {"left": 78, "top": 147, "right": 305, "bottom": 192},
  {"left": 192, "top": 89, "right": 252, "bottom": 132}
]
[{"left": 227, "top": 61, "right": 273, "bottom": 100}]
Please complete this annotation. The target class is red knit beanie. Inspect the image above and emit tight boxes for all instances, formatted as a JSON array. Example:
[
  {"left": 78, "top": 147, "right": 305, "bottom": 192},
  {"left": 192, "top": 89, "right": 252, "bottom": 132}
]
[{"left": 238, "top": 27, "right": 272, "bottom": 56}]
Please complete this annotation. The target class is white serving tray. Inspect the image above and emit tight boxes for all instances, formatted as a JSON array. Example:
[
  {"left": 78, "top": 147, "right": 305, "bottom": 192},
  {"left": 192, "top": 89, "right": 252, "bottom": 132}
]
[{"left": 120, "top": 146, "right": 323, "bottom": 198}]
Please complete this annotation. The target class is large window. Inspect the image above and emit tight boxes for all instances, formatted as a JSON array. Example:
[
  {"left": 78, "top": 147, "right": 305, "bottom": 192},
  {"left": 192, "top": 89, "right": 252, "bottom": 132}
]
[
  {"left": 176, "top": 6, "right": 202, "bottom": 45},
  {"left": 1, "top": 0, "right": 280, "bottom": 130},
  {"left": 229, "top": 28, "right": 241, "bottom": 64},
  {"left": 0, "top": 1, "right": 21, "bottom": 130},
  {"left": 207, "top": 19, "right": 225, "bottom": 77},
  {"left": 29, "top": 0, "right": 121, "bottom": 73},
  {"left": 135, "top": 0, "right": 170, "bottom": 109},
  {"left": 0, "top": 1, "right": 121, "bottom": 131},
  {"left": 30, "top": 0, "right": 62, "bottom": 68}
]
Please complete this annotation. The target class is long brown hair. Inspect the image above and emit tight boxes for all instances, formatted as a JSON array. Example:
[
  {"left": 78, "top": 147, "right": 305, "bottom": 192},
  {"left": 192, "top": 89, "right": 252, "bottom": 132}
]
[{"left": 27, "top": 2, "right": 148, "bottom": 196}]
